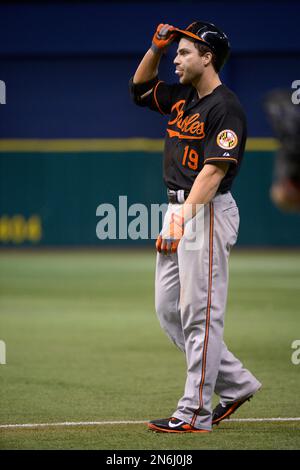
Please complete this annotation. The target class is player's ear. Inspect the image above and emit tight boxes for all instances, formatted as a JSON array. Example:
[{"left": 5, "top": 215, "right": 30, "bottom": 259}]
[{"left": 203, "top": 51, "right": 213, "bottom": 67}]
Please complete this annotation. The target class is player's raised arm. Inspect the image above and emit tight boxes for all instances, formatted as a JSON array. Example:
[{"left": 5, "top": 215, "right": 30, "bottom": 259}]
[
  {"left": 130, "top": 24, "right": 178, "bottom": 108},
  {"left": 133, "top": 24, "right": 177, "bottom": 84}
]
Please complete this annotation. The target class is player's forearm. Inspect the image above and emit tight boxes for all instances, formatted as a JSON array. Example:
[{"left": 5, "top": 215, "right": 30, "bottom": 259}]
[
  {"left": 183, "top": 164, "right": 227, "bottom": 219},
  {"left": 157, "top": 167, "right": 223, "bottom": 253},
  {"left": 133, "top": 48, "right": 163, "bottom": 84}
]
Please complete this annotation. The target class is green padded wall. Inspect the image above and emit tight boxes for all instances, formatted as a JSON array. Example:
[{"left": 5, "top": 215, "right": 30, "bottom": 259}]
[{"left": 0, "top": 151, "right": 299, "bottom": 247}]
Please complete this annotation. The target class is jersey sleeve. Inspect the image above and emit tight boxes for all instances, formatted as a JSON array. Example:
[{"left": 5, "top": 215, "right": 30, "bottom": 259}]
[
  {"left": 129, "top": 77, "right": 183, "bottom": 115},
  {"left": 203, "top": 102, "right": 246, "bottom": 166}
]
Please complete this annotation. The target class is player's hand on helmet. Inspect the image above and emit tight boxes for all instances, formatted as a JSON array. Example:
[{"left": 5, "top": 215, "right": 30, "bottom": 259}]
[
  {"left": 156, "top": 211, "right": 184, "bottom": 255},
  {"left": 151, "top": 23, "right": 177, "bottom": 53}
]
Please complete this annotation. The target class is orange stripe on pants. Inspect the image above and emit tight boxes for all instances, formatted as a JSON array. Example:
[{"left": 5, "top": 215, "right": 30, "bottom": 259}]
[{"left": 191, "top": 202, "right": 214, "bottom": 428}]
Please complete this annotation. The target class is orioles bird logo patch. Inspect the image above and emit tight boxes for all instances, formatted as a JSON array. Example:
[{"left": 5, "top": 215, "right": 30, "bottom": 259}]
[{"left": 217, "top": 129, "right": 238, "bottom": 150}]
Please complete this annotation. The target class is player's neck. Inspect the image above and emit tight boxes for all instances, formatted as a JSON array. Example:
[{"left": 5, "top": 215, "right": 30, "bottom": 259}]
[{"left": 193, "top": 70, "right": 222, "bottom": 100}]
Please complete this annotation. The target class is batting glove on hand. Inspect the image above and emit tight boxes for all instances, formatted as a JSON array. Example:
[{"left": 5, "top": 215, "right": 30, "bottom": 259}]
[
  {"left": 151, "top": 23, "right": 177, "bottom": 54},
  {"left": 156, "top": 211, "right": 185, "bottom": 255}
]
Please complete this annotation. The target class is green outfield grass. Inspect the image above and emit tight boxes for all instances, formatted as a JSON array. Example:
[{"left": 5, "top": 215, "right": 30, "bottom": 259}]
[{"left": 0, "top": 250, "right": 299, "bottom": 450}]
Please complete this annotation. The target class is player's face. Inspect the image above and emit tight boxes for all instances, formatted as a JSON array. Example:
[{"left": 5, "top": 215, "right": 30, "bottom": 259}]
[{"left": 174, "top": 38, "right": 209, "bottom": 85}]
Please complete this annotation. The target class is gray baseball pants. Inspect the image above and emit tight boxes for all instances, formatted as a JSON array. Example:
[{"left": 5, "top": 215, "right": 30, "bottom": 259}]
[{"left": 155, "top": 191, "right": 261, "bottom": 431}]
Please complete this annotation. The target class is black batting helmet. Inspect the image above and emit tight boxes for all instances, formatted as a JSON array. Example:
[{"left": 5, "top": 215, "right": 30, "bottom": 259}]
[{"left": 174, "top": 21, "right": 231, "bottom": 72}]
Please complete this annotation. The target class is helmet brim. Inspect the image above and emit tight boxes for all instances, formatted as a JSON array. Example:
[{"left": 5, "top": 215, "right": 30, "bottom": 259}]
[{"left": 173, "top": 27, "right": 209, "bottom": 46}]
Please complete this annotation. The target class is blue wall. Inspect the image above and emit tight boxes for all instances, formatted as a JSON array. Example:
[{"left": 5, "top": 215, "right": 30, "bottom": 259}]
[
  {"left": 0, "top": 2, "right": 299, "bottom": 247},
  {"left": 0, "top": 2, "right": 299, "bottom": 138}
]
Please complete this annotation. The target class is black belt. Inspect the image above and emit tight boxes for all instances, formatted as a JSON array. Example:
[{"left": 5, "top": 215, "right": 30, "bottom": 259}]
[
  {"left": 167, "top": 189, "right": 190, "bottom": 204},
  {"left": 167, "top": 188, "right": 229, "bottom": 204}
]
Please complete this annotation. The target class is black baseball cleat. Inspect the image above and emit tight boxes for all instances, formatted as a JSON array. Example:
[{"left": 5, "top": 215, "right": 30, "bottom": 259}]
[
  {"left": 148, "top": 417, "right": 210, "bottom": 433},
  {"left": 212, "top": 395, "right": 253, "bottom": 425}
]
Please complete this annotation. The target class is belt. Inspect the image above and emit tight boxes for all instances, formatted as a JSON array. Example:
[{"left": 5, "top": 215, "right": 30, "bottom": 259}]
[
  {"left": 167, "top": 189, "right": 190, "bottom": 204},
  {"left": 167, "top": 188, "right": 229, "bottom": 204}
]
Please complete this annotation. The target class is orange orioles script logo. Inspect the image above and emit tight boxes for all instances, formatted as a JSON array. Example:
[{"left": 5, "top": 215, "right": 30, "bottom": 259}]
[
  {"left": 217, "top": 129, "right": 238, "bottom": 150},
  {"left": 167, "top": 100, "right": 205, "bottom": 140}
]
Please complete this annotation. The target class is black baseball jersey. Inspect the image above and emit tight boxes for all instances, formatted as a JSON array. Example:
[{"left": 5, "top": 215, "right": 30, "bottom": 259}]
[{"left": 130, "top": 77, "right": 247, "bottom": 193}]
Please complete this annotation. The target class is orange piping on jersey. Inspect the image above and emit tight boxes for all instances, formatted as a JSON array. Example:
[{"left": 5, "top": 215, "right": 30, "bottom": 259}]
[
  {"left": 153, "top": 81, "right": 165, "bottom": 115},
  {"left": 166, "top": 128, "right": 206, "bottom": 140},
  {"left": 204, "top": 157, "right": 238, "bottom": 164},
  {"left": 191, "top": 202, "right": 214, "bottom": 428}
]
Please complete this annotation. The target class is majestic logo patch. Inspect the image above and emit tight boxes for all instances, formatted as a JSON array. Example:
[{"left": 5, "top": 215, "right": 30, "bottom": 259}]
[{"left": 217, "top": 130, "right": 238, "bottom": 150}]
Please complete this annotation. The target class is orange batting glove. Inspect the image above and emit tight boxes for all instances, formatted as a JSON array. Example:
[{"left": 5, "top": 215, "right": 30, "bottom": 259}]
[
  {"left": 151, "top": 23, "right": 177, "bottom": 53},
  {"left": 156, "top": 211, "right": 185, "bottom": 255}
]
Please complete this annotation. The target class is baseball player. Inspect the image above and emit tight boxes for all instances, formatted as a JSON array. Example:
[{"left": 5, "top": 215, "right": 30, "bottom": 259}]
[
  {"left": 130, "top": 21, "right": 262, "bottom": 433},
  {"left": 265, "top": 89, "right": 300, "bottom": 212}
]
